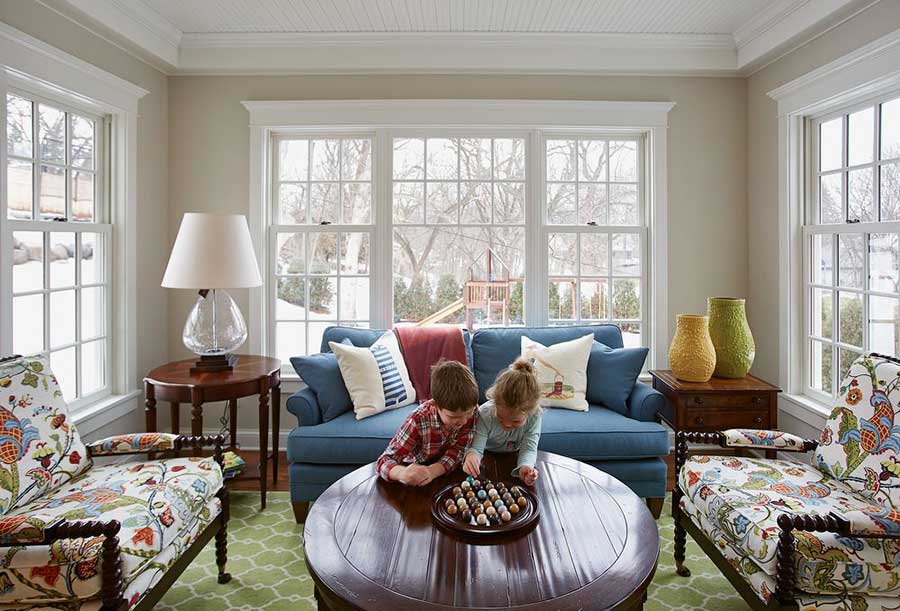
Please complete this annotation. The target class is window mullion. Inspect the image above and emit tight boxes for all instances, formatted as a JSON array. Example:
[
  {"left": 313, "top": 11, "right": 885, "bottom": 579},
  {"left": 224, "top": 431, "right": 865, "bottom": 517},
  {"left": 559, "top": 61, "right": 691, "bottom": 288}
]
[{"left": 525, "top": 130, "right": 544, "bottom": 326}]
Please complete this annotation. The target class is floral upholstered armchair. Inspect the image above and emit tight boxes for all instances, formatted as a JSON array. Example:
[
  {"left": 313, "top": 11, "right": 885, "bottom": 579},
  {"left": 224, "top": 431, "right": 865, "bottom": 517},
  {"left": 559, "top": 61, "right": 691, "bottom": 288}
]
[
  {"left": 0, "top": 355, "right": 231, "bottom": 610},
  {"left": 674, "top": 353, "right": 900, "bottom": 611}
]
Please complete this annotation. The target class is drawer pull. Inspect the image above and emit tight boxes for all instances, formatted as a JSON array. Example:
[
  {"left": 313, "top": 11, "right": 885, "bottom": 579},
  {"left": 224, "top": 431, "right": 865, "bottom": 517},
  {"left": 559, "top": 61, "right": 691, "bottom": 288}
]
[
  {"left": 752, "top": 396, "right": 762, "bottom": 405},
  {"left": 694, "top": 397, "right": 704, "bottom": 405},
  {"left": 695, "top": 417, "right": 705, "bottom": 426},
  {"left": 754, "top": 416, "right": 763, "bottom": 425}
]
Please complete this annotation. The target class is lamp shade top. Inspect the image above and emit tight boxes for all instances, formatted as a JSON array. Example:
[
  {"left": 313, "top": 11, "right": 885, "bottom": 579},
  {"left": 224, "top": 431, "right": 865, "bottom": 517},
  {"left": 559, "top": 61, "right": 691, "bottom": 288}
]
[{"left": 162, "top": 213, "right": 263, "bottom": 289}]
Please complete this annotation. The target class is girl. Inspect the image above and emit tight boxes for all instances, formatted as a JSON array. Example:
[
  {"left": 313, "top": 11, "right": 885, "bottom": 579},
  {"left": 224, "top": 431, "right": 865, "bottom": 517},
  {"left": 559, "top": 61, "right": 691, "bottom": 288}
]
[{"left": 463, "top": 358, "right": 542, "bottom": 486}]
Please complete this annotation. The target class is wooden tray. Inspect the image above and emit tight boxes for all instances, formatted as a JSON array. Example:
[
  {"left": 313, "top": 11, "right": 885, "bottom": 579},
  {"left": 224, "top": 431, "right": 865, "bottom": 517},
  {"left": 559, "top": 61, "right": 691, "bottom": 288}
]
[{"left": 431, "top": 480, "right": 540, "bottom": 540}]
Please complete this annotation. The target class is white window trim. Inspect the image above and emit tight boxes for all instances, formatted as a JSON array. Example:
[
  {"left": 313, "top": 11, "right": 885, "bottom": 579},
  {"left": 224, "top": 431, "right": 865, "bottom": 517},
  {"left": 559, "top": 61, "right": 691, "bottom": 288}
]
[
  {"left": 769, "top": 27, "right": 900, "bottom": 422},
  {"left": 244, "top": 99, "right": 673, "bottom": 386},
  {"left": 0, "top": 23, "right": 147, "bottom": 429}
]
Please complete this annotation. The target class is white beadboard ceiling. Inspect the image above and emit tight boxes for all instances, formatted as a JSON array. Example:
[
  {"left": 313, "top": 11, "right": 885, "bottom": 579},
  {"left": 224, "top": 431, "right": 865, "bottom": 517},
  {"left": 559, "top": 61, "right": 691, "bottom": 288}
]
[{"left": 143, "top": 0, "right": 772, "bottom": 34}]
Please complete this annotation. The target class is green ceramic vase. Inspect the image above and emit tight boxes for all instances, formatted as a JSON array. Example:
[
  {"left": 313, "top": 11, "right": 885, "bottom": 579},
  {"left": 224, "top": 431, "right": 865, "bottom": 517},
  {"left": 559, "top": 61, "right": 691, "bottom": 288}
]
[{"left": 707, "top": 297, "right": 755, "bottom": 378}]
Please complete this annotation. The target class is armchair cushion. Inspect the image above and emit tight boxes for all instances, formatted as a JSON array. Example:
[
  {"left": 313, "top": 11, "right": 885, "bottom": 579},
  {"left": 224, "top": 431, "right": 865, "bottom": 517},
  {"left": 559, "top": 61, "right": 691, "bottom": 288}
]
[
  {"left": 0, "top": 455, "right": 222, "bottom": 605},
  {"left": 85, "top": 433, "right": 178, "bottom": 456},
  {"left": 0, "top": 355, "right": 91, "bottom": 515},
  {"left": 722, "top": 428, "right": 809, "bottom": 450}
]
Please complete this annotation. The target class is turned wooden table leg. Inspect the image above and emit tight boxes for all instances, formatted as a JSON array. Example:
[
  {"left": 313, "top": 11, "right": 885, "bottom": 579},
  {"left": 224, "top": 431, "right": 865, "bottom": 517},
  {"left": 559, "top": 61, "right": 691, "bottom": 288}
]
[
  {"left": 272, "top": 383, "right": 281, "bottom": 485},
  {"left": 191, "top": 387, "right": 203, "bottom": 458},
  {"left": 258, "top": 379, "right": 270, "bottom": 510},
  {"left": 228, "top": 398, "right": 238, "bottom": 451},
  {"left": 169, "top": 402, "right": 180, "bottom": 434},
  {"left": 144, "top": 381, "right": 157, "bottom": 460}
]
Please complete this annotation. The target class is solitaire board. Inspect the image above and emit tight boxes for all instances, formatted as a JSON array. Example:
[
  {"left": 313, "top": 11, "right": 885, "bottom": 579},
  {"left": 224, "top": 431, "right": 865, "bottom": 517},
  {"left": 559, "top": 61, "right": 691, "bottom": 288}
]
[{"left": 430, "top": 476, "right": 540, "bottom": 538}]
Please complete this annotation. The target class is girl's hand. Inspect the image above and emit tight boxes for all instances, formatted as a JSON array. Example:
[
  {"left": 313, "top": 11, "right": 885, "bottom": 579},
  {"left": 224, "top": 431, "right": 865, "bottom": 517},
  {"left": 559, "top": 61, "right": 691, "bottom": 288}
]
[
  {"left": 519, "top": 465, "right": 539, "bottom": 486},
  {"left": 463, "top": 453, "right": 481, "bottom": 477}
]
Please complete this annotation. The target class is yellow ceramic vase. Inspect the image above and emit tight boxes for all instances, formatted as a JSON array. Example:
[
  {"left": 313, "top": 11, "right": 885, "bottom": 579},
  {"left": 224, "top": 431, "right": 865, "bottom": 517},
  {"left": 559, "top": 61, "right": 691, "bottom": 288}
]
[{"left": 669, "top": 314, "right": 716, "bottom": 383}]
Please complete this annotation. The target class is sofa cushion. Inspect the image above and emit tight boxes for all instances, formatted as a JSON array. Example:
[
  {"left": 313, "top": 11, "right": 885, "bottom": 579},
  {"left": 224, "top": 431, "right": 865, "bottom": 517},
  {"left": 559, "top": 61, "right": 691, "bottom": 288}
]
[
  {"left": 471, "top": 325, "right": 623, "bottom": 402},
  {"left": 538, "top": 405, "right": 668, "bottom": 460},
  {"left": 287, "top": 403, "right": 420, "bottom": 464},
  {"left": 290, "top": 339, "right": 353, "bottom": 422},
  {"left": 586, "top": 342, "right": 649, "bottom": 415}
]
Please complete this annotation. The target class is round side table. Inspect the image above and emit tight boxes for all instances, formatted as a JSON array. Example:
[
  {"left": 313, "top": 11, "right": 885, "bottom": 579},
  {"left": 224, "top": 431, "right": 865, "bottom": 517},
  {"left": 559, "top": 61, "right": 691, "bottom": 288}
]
[{"left": 144, "top": 355, "right": 281, "bottom": 509}]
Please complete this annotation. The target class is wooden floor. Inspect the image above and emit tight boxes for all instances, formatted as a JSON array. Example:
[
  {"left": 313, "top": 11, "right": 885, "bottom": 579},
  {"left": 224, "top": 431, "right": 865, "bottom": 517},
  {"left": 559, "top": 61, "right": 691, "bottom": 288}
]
[{"left": 227, "top": 450, "right": 682, "bottom": 493}]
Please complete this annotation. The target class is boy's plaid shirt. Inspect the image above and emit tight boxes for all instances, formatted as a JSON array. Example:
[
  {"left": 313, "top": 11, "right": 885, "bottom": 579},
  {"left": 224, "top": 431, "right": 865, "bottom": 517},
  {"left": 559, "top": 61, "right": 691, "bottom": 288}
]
[{"left": 376, "top": 400, "right": 476, "bottom": 480}]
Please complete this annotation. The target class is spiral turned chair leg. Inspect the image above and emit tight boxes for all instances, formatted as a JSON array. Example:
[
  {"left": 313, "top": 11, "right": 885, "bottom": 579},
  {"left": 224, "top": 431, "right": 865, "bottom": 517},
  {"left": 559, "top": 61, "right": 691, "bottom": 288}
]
[{"left": 216, "top": 486, "right": 232, "bottom": 584}]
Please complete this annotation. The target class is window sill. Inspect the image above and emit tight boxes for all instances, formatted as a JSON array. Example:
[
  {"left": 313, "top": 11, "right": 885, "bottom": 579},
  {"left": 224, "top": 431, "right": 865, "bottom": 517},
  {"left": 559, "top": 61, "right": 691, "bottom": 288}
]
[
  {"left": 779, "top": 392, "right": 831, "bottom": 427},
  {"left": 71, "top": 390, "right": 142, "bottom": 437}
]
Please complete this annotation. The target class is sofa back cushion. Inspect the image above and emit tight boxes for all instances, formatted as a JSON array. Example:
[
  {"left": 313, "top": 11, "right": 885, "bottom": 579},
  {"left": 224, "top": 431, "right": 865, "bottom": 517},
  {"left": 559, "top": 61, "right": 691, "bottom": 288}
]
[
  {"left": 0, "top": 355, "right": 91, "bottom": 514},
  {"left": 815, "top": 353, "right": 900, "bottom": 508},
  {"left": 471, "top": 325, "right": 624, "bottom": 402}
]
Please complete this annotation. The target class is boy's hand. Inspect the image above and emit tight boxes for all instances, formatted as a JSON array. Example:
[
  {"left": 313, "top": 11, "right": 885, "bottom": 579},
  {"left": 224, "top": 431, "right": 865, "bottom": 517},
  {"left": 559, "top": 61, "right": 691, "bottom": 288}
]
[
  {"left": 391, "top": 464, "right": 430, "bottom": 486},
  {"left": 519, "top": 465, "right": 539, "bottom": 486},
  {"left": 415, "top": 463, "right": 445, "bottom": 487},
  {"left": 463, "top": 453, "right": 481, "bottom": 477}
]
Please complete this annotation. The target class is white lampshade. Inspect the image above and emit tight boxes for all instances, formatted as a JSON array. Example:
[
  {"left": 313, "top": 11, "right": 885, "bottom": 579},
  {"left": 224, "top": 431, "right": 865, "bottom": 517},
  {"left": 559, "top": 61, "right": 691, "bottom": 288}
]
[{"left": 162, "top": 213, "right": 262, "bottom": 289}]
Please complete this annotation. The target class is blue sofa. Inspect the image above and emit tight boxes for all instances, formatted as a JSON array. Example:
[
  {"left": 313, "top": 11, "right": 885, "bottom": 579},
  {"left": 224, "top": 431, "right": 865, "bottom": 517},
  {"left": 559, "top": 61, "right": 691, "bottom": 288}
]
[{"left": 286, "top": 324, "right": 670, "bottom": 522}]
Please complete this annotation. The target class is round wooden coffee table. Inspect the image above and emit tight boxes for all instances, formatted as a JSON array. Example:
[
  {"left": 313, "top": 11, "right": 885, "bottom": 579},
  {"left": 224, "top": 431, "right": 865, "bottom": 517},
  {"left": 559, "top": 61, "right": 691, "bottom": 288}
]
[{"left": 304, "top": 451, "right": 659, "bottom": 610}]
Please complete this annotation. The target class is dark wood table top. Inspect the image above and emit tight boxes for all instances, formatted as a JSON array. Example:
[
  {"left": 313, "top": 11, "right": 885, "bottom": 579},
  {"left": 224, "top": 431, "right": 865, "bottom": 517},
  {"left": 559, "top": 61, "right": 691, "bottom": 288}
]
[
  {"left": 649, "top": 369, "right": 781, "bottom": 393},
  {"left": 304, "top": 451, "right": 659, "bottom": 611},
  {"left": 144, "top": 355, "right": 280, "bottom": 388}
]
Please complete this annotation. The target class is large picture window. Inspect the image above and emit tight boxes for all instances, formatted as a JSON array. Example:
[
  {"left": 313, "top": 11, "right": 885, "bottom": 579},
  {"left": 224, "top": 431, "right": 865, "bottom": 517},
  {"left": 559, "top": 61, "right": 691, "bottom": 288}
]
[{"left": 806, "top": 94, "right": 900, "bottom": 399}]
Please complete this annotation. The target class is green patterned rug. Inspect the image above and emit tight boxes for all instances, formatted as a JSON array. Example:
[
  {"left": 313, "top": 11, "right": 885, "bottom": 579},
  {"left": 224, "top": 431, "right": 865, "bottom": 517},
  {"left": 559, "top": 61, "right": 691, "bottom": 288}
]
[{"left": 157, "top": 491, "right": 749, "bottom": 610}]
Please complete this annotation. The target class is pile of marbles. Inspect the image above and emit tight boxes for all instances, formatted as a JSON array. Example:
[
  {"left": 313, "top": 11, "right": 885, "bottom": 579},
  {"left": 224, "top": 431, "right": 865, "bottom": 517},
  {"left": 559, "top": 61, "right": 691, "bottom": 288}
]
[{"left": 442, "top": 476, "right": 528, "bottom": 527}]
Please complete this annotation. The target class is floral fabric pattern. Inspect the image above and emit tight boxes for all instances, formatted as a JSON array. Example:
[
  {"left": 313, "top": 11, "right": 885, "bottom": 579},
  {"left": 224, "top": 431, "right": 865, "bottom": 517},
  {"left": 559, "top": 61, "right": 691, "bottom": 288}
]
[
  {"left": 86, "top": 433, "right": 178, "bottom": 457},
  {"left": 722, "top": 428, "right": 808, "bottom": 450},
  {"left": 0, "top": 357, "right": 90, "bottom": 516}
]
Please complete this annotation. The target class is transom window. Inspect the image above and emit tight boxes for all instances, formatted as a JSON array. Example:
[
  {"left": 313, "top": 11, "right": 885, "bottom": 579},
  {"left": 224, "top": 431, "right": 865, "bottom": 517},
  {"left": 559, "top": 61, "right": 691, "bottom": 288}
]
[{"left": 806, "top": 94, "right": 900, "bottom": 399}]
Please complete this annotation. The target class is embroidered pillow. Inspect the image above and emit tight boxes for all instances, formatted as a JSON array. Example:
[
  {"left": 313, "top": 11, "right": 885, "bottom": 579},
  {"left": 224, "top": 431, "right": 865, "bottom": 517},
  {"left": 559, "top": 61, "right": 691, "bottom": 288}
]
[
  {"left": 520, "top": 334, "right": 594, "bottom": 412},
  {"left": 330, "top": 332, "right": 417, "bottom": 420}
]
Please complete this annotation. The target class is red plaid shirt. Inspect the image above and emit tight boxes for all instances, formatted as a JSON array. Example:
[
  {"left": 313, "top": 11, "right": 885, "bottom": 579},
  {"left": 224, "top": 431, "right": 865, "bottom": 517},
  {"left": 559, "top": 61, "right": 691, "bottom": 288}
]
[{"left": 376, "top": 400, "right": 477, "bottom": 481}]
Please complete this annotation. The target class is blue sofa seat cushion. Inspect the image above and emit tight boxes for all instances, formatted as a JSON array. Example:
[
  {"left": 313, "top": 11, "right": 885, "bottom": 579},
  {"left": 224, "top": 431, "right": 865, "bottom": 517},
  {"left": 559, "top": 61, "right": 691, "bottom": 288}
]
[{"left": 537, "top": 404, "right": 668, "bottom": 460}]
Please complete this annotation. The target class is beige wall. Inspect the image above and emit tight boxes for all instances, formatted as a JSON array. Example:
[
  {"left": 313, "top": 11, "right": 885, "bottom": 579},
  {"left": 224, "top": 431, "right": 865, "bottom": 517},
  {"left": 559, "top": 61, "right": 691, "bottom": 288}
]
[
  {"left": 747, "top": 1, "right": 900, "bottom": 393},
  {"left": 0, "top": 1, "right": 169, "bottom": 438},
  {"left": 168, "top": 74, "right": 748, "bottom": 433}
]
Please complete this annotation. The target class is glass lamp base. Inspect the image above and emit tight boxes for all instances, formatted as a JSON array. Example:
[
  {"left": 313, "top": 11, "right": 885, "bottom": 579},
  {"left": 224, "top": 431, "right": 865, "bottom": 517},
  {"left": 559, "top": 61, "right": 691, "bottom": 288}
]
[{"left": 182, "top": 289, "right": 248, "bottom": 356}]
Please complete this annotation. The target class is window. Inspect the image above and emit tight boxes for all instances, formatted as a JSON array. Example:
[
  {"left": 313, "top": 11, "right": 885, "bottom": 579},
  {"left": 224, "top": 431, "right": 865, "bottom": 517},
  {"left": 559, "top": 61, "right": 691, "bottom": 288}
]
[
  {"left": 5, "top": 91, "right": 110, "bottom": 405},
  {"left": 805, "top": 94, "right": 900, "bottom": 399}
]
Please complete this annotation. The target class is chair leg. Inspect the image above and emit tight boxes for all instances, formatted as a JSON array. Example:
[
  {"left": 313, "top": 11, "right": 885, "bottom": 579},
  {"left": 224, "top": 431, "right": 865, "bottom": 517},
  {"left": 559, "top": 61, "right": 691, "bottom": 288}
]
[
  {"left": 646, "top": 497, "right": 664, "bottom": 519},
  {"left": 216, "top": 486, "right": 232, "bottom": 584},
  {"left": 293, "top": 501, "right": 310, "bottom": 524},
  {"left": 673, "top": 514, "right": 691, "bottom": 577}
]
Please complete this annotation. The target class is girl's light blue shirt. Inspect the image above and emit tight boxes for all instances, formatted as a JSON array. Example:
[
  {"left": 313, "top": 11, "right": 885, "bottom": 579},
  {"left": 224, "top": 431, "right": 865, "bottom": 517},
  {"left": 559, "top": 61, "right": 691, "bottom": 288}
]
[{"left": 465, "top": 401, "right": 542, "bottom": 476}]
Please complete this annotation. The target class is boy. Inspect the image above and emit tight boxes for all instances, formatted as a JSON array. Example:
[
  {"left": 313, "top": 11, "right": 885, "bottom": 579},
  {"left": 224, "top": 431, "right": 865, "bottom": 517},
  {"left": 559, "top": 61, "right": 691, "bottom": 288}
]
[{"left": 376, "top": 360, "right": 479, "bottom": 486}]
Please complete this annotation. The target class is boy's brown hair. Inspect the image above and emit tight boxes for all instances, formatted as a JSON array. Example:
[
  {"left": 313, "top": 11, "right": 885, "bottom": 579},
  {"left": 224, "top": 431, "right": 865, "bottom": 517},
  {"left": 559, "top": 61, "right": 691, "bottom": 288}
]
[
  {"left": 487, "top": 358, "right": 541, "bottom": 415},
  {"left": 430, "top": 359, "right": 479, "bottom": 412}
]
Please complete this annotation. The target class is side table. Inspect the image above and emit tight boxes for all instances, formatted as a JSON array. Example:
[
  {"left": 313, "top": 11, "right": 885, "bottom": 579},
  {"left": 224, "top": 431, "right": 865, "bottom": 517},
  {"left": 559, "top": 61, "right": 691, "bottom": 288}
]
[
  {"left": 144, "top": 355, "right": 281, "bottom": 509},
  {"left": 649, "top": 370, "right": 781, "bottom": 459}
]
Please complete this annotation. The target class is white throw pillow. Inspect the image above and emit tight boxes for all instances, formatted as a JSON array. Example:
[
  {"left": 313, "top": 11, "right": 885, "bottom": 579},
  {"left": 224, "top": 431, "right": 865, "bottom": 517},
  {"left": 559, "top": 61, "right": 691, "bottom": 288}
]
[
  {"left": 520, "top": 334, "right": 594, "bottom": 411},
  {"left": 330, "top": 332, "right": 416, "bottom": 420}
]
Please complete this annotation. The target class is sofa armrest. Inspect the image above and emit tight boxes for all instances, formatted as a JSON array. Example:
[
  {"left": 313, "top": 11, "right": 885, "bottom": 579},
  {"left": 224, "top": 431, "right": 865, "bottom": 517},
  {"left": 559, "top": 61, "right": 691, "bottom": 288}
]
[
  {"left": 286, "top": 387, "right": 323, "bottom": 427},
  {"left": 627, "top": 381, "right": 665, "bottom": 422}
]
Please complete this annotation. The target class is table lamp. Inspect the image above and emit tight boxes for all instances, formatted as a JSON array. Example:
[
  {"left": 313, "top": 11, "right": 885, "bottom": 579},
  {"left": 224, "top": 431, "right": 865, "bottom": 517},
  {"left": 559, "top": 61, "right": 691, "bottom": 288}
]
[{"left": 162, "top": 213, "right": 262, "bottom": 373}]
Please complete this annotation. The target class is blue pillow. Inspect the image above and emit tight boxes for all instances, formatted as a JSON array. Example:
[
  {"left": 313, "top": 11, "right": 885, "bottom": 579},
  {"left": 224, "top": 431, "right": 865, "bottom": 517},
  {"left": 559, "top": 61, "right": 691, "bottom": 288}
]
[
  {"left": 290, "top": 338, "right": 353, "bottom": 423},
  {"left": 585, "top": 341, "right": 649, "bottom": 415}
]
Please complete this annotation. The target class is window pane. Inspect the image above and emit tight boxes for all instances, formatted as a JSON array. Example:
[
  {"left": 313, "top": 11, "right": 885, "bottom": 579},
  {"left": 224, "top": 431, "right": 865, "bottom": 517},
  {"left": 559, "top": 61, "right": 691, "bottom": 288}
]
[
  {"left": 341, "top": 182, "right": 371, "bottom": 224},
  {"left": 547, "top": 183, "right": 576, "bottom": 224},
  {"left": 546, "top": 140, "right": 575, "bottom": 181},
  {"left": 341, "top": 139, "right": 371, "bottom": 181},
  {"left": 870, "top": 295, "right": 900, "bottom": 357},
  {"left": 612, "top": 234, "right": 641, "bottom": 276},
  {"left": 460, "top": 138, "right": 491, "bottom": 180},
  {"left": 340, "top": 232, "right": 370, "bottom": 274},
  {"left": 812, "top": 234, "right": 834, "bottom": 286},
  {"left": 838, "top": 234, "right": 864, "bottom": 289},
  {"left": 49, "top": 232, "right": 75, "bottom": 288},
  {"left": 811, "top": 288, "right": 833, "bottom": 339},
  {"left": 810, "top": 340, "right": 833, "bottom": 395},
  {"left": 309, "top": 233, "right": 338, "bottom": 274},
  {"left": 276, "top": 277, "right": 306, "bottom": 319},
  {"left": 819, "top": 173, "right": 842, "bottom": 223},
  {"left": 71, "top": 170, "right": 94, "bottom": 222},
  {"left": 620, "top": 323, "right": 641, "bottom": 348},
  {"left": 580, "top": 233, "right": 609, "bottom": 276},
  {"left": 578, "top": 140, "right": 606, "bottom": 182},
  {"left": 81, "top": 233, "right": 102, "bottom": 284},
  {"left": 393, "top": 138, "right": 424, "bottom": 180},
  {"left": 7, "top": 159, "right": 33, "bottom": 220},
  {"left": 310, "top": 183, "right": 339, "bottom": 224},
  {"left": 276, "top": 233, "right": 305, "bottom": 274},
  {"left": 820, "top": 117, "right": 843, "bottom": 172},
  {"left": 81, "top": 339, "right": 105, "bottom": 396},
  {"left": 276, "top": 321, "right": 306, "bottom": 361},
  {"left": 881, "top": 163, "right": 900, "bottom": 221},
  {"left": 393, "top": 182, "right": 424, "bottom": 224},
  {"left": 50, "top": 290, "right": 75, "bottom": 348},
  {"left": 494, "top": 139, "right": 524, "bottom": 180},
  {"left": 548, "top": 280, "right": 575, "bottom": 320},
  {"left": 279, "top": 140, "right": 308, "bottom": 181},
  {"left": 310, "top": 139, "right": 340, "bottom": 181},
  {"left": 278, "top": 183, "right": 308, "bottom": 224},
  {"left": 50, "top": 347, "right": 76, "bottom": 402},
  {"left": 609, "top": 184, "right": 638, "bottom": 225},
  {"left": 578, "top": 183, "right": 607, "bottom": 225},
  {"left": 579, "top": 279, "right": 608, "bottom": 320},
  {"left": 848, "top": 107, "right": 874, "bottom": 166},
  {"left": 6, "top": 94, "right": 32, "bottom": 158},
  {"left": 426, "top": 138, "right": 457, "bottom": 179},
  {"left": 547, "top": 233, "right": 576, "bottom": 276},
  {"left": 340, "top": 277, "right": 369, "bottom": 320},
  {"left": 12, "top": 231, "right": 43, "bottom": 293},
  {"left": 881, "top": 98, "right": 900, "bottom": 160},
  {"left": 39, "top": 105, "right": 65, "bottom": 163},
  {"left": 39, "top": 164, "right": 65, "bottom": 219},
  {"left": 870, "top": 233, "right": 899, "bottom": 294},
  {"left": 309, "top": 278, "right": 337, "bottom": 318},
  {"left": 609, "top": 140, "right": 638, "bottom": 182},
  {"left": 308, "top": 323, "right": 331, "bottom": 358},
  {"left": 82, "top": 286, "right": 104, "bottom": 340},
  {"left": 71, "top": 115, "right": 94, "bottom": 169},
  {"left": 13, "top": 294, "right": 43, "bottom": 354},
  {"left": 840, "top": 348, "right": 862, "bottom": 380},
  {"left": 848, "top": 167, "right": 874, "bottom": 222},
  {"left": 426, "top": 182, "right": 458, "bottom": 224},
  {"left": 492, "top": 182, "right": 523, "bottom": 224},
  {"left": 838, "top": 291, "right": 863, "bottom": 348},
  {"left": 613, "top": 278, "right": 641, "bottom": 319}
]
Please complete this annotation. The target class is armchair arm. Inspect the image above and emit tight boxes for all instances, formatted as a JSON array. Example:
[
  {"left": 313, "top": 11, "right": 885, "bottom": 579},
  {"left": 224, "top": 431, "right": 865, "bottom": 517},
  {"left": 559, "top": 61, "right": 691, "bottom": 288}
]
[
  {"left": 721, "top": 429, "right": 817, "bottom": 452},
  {"left": 87, "top": 432, "right": 179, "bottom": 456},
  {"left": 829, "top": 507, "right": 900, "bottom": 538}
]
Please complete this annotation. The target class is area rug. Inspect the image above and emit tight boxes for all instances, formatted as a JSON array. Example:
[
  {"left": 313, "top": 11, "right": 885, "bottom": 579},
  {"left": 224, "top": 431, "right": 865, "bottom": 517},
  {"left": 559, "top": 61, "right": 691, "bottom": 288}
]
[{"left": 157, "top": 491, "right": 749, "bottom": 610}]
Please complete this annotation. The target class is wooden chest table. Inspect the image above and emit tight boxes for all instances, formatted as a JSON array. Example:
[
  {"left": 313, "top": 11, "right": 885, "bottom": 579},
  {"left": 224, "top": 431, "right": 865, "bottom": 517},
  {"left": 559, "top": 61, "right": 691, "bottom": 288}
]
[{"left": 649, "top": 370, "right": 781, "bottom": 459}]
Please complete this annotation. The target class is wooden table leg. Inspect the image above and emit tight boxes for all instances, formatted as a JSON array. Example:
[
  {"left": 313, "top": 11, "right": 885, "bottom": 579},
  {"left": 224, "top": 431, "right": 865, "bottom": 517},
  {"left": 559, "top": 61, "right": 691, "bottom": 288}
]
[
  {"left": 144, "top": 381, "right": 157, "bottom": 460},
  {"left": 272, "top": 383, "right": 281, "bottom": 485},
  {"left": 229, "top": 398, "right": 238, "bottom": 451},
  {"left": 258, "top": 385, "right": 269, "bottom": 510},
  {"left": 191, "top": 388, "right": 203, "bottom": 458},
  {"left": 314, "top": 585, "right": 330, "bottom": 611},
  {"left": 169, "top": 402, "right": 180, "bottom": 458}
]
